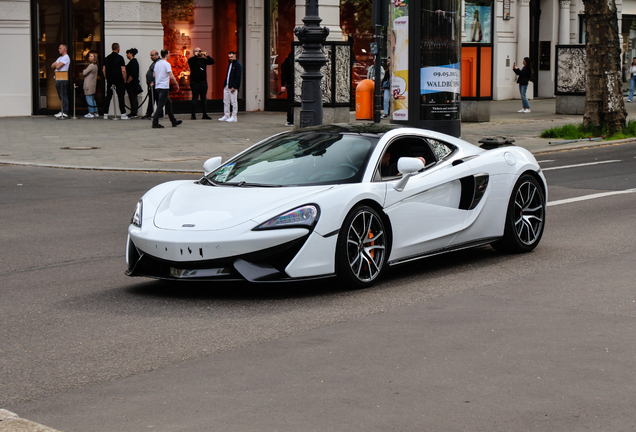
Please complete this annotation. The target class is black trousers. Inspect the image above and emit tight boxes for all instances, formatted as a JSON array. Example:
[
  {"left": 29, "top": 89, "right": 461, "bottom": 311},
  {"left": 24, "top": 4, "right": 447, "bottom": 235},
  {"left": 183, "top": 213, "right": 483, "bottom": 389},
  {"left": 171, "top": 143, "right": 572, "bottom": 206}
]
[
  {"left": 125, "top": 82, "right": 139, "bottom": 116},
  {"left": 144, "top": 86, "right": 162, "bottom": 117},
  {"left": 190, "top": 81, "right": 208, "bottom": 116},
  {"left": 103, "top": 82, "right": 126, "bottom": 115},
  {"left": 153, "top": 88, "right": 176, "bottom": 125},
  {"left": 286, "top": 84, "right": 293, "bottom": 124}
]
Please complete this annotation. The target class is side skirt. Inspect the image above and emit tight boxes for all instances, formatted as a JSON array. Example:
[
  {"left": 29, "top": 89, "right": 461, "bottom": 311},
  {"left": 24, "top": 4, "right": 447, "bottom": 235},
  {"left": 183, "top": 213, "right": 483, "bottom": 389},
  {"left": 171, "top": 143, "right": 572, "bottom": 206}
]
[{"left": 387, "top": 237, "right": 501, "bottom": 266}]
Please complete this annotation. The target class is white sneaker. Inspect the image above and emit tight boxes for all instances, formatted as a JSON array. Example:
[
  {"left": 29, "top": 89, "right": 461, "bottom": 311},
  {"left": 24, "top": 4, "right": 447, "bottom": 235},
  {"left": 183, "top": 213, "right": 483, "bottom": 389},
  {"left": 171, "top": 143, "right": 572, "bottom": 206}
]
[
  {"left": 54, "top": 112, "right": 63, "bottom": 118},
  {"left": 218, "top": 115, "right": 229, "bottom": 121},
  {"left": 121, "top": 114, "right": 129, "bottom": 120},
  {"left": 104, "top": 114, "right": 109, "bottom": 120},
  {"left": 84, "top": 113, "right": 94, "bottom": 118},
  {"left": 524, "top": 109, "right": 531, "bottom": 113},
  {"left": 518, "top": 109, "right": 525, "bottom": 113},
  {"left": 59, "top": 114, "right": 68, "bottom": 119},
  {"left": 227, "top": 117, "right": 237, "bottom": 123}
]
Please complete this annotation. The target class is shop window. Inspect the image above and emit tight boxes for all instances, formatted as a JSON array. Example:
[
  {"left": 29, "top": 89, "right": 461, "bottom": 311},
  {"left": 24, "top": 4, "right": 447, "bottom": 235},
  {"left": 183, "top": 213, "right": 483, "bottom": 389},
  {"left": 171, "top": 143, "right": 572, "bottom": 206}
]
[
  {"left": 161, "top": 0, "right": 241, "bottom": 101},
  {"left": 268, "top": 0, "right": 296, "bottom": 100},
  {"left": 340, "top": 0, "right": 375, "bottom": 90}
]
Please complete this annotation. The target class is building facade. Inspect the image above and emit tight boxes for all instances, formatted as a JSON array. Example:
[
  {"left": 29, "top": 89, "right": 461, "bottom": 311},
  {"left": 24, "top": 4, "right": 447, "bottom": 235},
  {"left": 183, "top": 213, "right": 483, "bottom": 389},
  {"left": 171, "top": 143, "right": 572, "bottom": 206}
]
[{"left": 0, "top": 0, "right": 633, "bottom": 117}]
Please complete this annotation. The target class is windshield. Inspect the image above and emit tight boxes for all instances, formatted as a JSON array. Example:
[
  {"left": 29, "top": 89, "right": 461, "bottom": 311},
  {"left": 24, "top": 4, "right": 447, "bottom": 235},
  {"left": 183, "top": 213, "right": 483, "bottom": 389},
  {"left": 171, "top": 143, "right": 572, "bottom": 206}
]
[{"left": 208, "top": 130, "right": 378, "bottom": 186}]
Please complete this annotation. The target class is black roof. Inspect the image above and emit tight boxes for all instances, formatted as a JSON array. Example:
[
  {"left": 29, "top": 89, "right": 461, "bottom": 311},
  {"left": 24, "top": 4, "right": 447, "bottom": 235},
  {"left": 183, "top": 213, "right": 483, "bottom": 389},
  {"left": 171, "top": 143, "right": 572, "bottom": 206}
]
[{"left": 285, "top": 123, "right": 403, "bottom": 137}]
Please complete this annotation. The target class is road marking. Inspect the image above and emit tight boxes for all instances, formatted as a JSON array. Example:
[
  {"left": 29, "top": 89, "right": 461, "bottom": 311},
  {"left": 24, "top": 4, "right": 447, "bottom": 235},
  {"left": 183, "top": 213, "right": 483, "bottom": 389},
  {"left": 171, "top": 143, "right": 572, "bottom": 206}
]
[
  {"left": 537, "top": 159, "right": 555, "bottom": 163},
  {"left": 542, "top": 160, "right": 621, "bottom": 171},
  {"left": 547, "top": 189, "right": 636, "bottom": 206}
]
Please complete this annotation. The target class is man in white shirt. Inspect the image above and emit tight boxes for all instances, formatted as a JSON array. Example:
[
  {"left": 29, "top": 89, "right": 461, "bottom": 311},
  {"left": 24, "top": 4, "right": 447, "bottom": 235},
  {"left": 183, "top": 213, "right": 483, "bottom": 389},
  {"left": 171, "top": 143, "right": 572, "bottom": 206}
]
[
  {"left": 51, "top": 44, "right": 70, "bottom": 118},
  {"left": 152, "top": 49, "right": 183, "bottom": 129}
]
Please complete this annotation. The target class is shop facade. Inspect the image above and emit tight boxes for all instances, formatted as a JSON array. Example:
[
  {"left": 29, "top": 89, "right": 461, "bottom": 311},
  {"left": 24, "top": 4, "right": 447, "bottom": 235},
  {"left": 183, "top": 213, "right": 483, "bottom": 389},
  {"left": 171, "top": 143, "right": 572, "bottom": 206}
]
[{"left": 1, "top": 0, "right": 633, "bottom": 117}]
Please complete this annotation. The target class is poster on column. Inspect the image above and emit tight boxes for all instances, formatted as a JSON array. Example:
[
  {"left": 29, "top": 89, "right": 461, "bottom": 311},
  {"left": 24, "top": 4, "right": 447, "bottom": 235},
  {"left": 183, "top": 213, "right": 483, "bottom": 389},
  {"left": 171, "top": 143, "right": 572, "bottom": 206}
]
[{"left": 390, "top": 0, "right": 409, "bottom": 121}]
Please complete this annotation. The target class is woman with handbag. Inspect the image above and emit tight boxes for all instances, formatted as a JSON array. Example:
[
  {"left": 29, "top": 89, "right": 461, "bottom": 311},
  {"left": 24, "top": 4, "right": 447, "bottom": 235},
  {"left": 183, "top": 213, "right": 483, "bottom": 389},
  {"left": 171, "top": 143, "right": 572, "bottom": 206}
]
[
  {"left": 628, "top": 57, "right": 636, "bottom": 102},
  {"left": 125, "top": 48, "right": 141, "bottom": 118}
]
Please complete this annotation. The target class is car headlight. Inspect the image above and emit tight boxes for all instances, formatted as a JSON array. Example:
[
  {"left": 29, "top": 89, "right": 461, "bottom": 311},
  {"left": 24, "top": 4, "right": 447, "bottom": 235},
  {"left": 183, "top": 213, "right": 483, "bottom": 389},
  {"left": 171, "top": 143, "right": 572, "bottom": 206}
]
[
  {"left": 131, "top": 200, "right": 143, "bottom": 228},
  {"left": 254, "top": 204, "right": 319, "bottom": 230}
]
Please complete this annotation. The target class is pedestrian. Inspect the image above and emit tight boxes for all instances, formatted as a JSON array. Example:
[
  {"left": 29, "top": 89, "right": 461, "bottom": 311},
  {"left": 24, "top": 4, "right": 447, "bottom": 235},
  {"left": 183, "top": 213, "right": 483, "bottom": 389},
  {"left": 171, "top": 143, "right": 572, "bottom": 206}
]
[
  {"left": 188, "top": 47, "right": 215, "bottom": 119},
  {"left": 279, "top": 51, "right": 294, "bottom": 126},
  {"left": 152, "top": 49, "right": 183, "bottom": 129},
  {"left": 628, "top": 57, "right": 636, "bottom": 102},
  {"left": 102, "top": 43, "right": 128, "bottom": 119},
  {"left": 125, "top": 48, "right": 141, "bottom": 118},
  {"left": 142, "top": 50, "right": 162, "bottom": 119},
  {"left": 218, "top": 51, "right": 242, "bottom": 123},
  {"left": 83, "top": 51, "right": 99, "bottom": 118},
  {"left": 512, "top": 57, "right": 532, "bottom": 113},
  {"left": 51, "top": 44, "right": 70, "bottom": 119},
  {"left": 381, "top": 57, "right": 391, "bottom": 118}
]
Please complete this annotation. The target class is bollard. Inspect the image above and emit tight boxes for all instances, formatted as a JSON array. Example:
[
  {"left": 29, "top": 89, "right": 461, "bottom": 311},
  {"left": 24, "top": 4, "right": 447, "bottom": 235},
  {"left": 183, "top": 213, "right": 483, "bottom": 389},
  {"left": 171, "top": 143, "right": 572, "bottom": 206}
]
[
  {"left": 111, "top": 85, "right": 119, "bottom": 120},
  {"left": 70, "top": 83, "right": 78, "bottom": 119}
]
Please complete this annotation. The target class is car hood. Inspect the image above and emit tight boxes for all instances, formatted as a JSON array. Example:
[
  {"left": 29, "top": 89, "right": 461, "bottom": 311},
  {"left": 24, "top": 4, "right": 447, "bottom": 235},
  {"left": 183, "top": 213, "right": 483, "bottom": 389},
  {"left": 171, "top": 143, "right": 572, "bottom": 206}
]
[{"left": 153, "top": 182, "right": 332, "bottom": 231}]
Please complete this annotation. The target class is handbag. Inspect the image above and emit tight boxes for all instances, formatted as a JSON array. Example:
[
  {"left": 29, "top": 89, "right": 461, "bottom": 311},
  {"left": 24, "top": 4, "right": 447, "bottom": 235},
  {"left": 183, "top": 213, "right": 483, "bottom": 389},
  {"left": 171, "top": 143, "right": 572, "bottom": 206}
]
[{"left": 136, "top": 81, "right": 143, "bottom": 94}]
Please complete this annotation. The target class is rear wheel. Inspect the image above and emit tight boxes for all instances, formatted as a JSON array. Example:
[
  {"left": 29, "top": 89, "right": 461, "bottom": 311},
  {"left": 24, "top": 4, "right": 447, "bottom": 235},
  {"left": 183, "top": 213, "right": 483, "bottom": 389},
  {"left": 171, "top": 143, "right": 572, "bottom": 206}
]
[
  {"left": 336, "top": 205, "right": 388, "bottom": 288},
  {"left": 492, "top": 174, "right": 545, "bottom": 253}
]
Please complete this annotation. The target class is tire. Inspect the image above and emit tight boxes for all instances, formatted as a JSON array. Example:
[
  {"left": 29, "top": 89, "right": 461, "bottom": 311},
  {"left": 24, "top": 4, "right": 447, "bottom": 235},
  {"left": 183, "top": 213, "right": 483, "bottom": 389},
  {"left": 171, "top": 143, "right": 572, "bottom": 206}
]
[
  {"left": 492, "top": 174, "right": 546, "bottom": 253},
  {"left": 336, "top": 205, "right": 388, "bottom": 288}
]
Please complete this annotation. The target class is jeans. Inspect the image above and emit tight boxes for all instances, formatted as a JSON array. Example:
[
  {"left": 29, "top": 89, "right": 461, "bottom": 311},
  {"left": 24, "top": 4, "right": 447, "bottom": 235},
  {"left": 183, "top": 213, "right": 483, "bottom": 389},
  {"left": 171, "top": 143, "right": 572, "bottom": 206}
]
[
  {"left": 519, "top": 84, "right": 530, "bottom": 109},
  {"left": 223, "top": 86, "right": 238, "bottom": 118},
  {"left": 629, "top": 76, "right": 636, "bottom": 101},
  {"left": 383, "top": 87, "right": 390, "bottom": 114},
  {"left": 85, "top": 94, "right": 98, "bottom": 113},
  {"left": 190, "top": 81, "right": 208, "bottom": 116},
  {"left": 55, "top": 80, "right": 69, "bottom": 114},
  {"left": 153, "top": 88, "right": 176, "bottom": 125},
  {"left": 103, "top": 81, "right": 126, "bottom": 116}
]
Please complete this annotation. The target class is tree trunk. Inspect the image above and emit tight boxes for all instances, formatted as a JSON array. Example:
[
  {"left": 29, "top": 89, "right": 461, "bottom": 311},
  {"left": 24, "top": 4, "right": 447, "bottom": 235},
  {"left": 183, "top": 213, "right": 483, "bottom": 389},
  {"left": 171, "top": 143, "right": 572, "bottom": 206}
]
[{"left": 584, "top": 0, "right": 626, "bottom": 132}]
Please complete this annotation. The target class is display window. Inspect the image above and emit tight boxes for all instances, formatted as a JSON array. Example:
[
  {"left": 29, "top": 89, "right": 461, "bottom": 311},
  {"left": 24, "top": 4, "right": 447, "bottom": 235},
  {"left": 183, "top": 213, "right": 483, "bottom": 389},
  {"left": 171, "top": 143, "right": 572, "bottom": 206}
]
[
  {"left": 340, "top": 0, "right": 375, "bottom": 90},
  {"left": 268, "top": 0, "right": 296, "bottom": 101},
  {"left": 161, "top": 0, "right": 244, "bottom": 101}
]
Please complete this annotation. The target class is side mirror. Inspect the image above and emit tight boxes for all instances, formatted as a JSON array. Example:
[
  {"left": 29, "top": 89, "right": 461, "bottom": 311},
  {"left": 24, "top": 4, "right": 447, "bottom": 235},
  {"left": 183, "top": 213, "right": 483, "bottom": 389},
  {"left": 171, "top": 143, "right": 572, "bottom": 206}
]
[
  {"left": 393, "top": 157, "right": 424, "bottom": 192},
  {"left": 203, "top": 156, "right": 222, "bottom": 175}
]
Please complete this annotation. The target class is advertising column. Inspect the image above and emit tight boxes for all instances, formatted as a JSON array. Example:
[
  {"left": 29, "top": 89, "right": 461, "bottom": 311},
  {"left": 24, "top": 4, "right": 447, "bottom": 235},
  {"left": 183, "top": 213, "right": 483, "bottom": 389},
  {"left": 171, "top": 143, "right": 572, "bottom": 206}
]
[
  {"left": 389, "top": 0, "right": 409, "bottom": 122},
  {"left": 419, "top": 0, "right": 461, "bottom": 125}
]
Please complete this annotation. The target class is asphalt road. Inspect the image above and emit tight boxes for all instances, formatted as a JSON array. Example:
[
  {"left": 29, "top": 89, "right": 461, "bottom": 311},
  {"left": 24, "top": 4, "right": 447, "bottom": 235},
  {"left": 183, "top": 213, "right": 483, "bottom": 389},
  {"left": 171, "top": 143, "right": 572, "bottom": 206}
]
[{"left": 1, "top": 142, "right": 635, "bottom": 431}]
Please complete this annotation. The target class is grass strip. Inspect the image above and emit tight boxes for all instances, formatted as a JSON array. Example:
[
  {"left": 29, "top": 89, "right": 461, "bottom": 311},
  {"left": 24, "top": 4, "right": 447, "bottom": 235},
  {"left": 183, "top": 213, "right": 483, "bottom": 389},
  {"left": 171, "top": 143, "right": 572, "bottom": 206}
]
[{"left": 540, "top": 120, "right": 636, "bottom": 141}]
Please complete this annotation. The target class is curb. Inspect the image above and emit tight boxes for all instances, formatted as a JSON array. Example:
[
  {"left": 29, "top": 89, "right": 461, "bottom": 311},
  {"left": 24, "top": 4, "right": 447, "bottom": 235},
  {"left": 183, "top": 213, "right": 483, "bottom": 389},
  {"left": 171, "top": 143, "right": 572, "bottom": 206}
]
[{"left": 0, "top": 410, "right": 62, "bottom": 432}]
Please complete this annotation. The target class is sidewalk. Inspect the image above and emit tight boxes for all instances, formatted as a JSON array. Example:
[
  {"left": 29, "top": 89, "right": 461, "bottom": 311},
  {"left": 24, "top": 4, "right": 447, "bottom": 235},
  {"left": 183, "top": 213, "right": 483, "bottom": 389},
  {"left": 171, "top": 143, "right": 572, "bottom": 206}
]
[{"left": 0, "top": 98, "right": 634, "bottom": 173}]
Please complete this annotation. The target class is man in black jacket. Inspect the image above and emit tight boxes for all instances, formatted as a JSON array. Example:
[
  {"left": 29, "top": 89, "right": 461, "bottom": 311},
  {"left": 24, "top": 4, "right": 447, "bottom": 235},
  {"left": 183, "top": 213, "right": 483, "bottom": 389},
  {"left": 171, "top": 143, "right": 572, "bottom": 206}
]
[
  {"left": 188, "top": 47, "right": 215, "bottom": 119},
  {"left": 219, "top": 51, "right": 242, "bottom": 123},
  {"left": 142, "top": 50, "right": 161, "bottom": 119}
]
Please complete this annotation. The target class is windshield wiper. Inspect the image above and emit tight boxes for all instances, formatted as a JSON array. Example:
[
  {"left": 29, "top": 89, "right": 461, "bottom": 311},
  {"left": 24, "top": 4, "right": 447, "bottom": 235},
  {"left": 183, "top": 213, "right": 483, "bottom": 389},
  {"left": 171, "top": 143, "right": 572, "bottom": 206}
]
[{"left": 224, "top": 181, "right": 282, "bottom": 187}]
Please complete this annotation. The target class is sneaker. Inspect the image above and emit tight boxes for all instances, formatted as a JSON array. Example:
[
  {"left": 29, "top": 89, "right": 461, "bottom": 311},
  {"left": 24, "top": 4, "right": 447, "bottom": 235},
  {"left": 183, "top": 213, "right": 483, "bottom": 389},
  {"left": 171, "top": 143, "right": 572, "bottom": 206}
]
[
  {"left": 285, "top": 122, "right": 293, "bottom": 126},
  {"left": 524, "top": 109, "right": 531, "bottom": 113},
  {"left": 142, "top": 115, "right": 152, "bottom": 119},
  {"left": 172, "top": 120, "right": 183, "bottom": 127},
  {"left": 59, "top": 114, "right": 68, "bottom": 119},
  {"left": 104, "top": 114, "right": 108, "bottom": 120},
  {"left": 121, "top": 114, "right": 129, "bottom": 120},
  {"left": 191, "top": 114, "right": 197, "bottom": 120},
  {"left": 84, "top": 113, "right": 94, "bottom": 118},
  {"left": 152, "top": 123, "right": 164, "bottom": 128},
  {"left": 218, "top": 115, "right": 229, "bottom": 121},
  {"left": 518, "top": 109, "right": 526, "bottom": 113},
  {"left": 129, "top": 115, "right": 138, "bottom": 119},
  {"left": 202, "top": 115, "right": 212, "bottom": 120},
  {"left": 227, "top": 117, "right": 237, "bottom": 123},
  {"left": 54, "top": 111, "right": 64, "bottom": 118},
  {"left": 628, "top": 100, "right": 633, "bottom": 103}
]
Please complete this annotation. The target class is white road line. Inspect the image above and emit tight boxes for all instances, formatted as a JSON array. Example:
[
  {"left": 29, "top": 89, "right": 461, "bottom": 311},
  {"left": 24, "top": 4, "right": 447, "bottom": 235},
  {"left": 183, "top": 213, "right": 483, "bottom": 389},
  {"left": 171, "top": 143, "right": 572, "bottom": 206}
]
[
  {"left": 537, "top": 159, "right": 555, "bottom": 163},
  {"left": 542, "top": 160, "right": 621, "bottom": 171},
  {"left": 547, "top": 189, "right": 636, "bottom": 207}
]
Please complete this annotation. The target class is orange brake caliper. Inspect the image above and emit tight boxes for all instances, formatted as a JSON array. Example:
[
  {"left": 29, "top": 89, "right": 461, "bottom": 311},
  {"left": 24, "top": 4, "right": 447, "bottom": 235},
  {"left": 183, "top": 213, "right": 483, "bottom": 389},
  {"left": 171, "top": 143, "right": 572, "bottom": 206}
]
[{"left": 367, "top": 231, "right": 375, "bottom": 260}]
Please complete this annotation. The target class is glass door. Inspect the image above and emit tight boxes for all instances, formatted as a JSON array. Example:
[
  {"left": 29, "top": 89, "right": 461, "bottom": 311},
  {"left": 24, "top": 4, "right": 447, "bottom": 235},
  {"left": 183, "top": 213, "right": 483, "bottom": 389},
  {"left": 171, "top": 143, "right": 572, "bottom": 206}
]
[
  {"left": 71, "top": 0, "right": 103, "bottom": 115},
  {"left": 265, "top": 0, "right": 296, "bottom": 111}
]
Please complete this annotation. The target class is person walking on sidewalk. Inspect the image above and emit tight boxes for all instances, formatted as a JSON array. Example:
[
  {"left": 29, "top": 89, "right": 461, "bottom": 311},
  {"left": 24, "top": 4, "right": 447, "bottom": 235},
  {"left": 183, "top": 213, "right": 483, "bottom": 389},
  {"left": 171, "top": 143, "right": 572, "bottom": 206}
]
[
  {"left": 125, "top": 48, "right": 141, "bottom": 118},
  {"left": 143, "top": 50, "right": 161, "bottom": 119},
  {"left": 152, "top": 49, "right": 182, "bottom": 129},
  {"left": 82, "top": 51, "right": 99, "bottom": 118},
  {"left": 51, "top": 44, "right": 70, "bottom": 119},
  {"left": 628, "top": 57, "right": 636, "bottom": 102},
  {"left": 381, "top": 57, "right": 391, "bottom": 118},
  {"left": 103, "top": 43, "right": 128, "bottom": 120},
  {"left": 513, "top": 57, "right": 532, "bottom": 113},
  {"left": 188, "top": 47, "right": 215, "bottom": 119},
  {"left": 219, "top": 51, "right": 242, "bottom": 123}
]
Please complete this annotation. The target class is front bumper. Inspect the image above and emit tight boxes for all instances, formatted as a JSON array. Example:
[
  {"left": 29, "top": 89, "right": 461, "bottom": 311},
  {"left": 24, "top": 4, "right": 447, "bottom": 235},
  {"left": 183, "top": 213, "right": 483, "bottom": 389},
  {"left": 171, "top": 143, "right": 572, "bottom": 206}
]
[{"left": 126, "top": 233, "right": 316, "bottom": 282}]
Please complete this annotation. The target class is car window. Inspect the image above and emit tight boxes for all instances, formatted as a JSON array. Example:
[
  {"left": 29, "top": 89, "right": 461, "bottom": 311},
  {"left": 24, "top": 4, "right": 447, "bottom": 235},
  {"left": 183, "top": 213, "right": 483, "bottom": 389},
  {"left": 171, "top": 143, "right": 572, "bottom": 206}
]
[
  {"left": 376, "top": 137, "right": 437, "bottom": 180},
  {"left": 426, "top": 138, "right": 456, "bottom": 161}
]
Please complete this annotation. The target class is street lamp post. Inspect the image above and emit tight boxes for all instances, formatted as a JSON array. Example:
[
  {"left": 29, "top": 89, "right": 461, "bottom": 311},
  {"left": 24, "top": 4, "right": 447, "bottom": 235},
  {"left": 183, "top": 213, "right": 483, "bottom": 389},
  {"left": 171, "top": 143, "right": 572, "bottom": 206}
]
[{"left": 294, "top": 0, "right": 329, "bottom": 128}]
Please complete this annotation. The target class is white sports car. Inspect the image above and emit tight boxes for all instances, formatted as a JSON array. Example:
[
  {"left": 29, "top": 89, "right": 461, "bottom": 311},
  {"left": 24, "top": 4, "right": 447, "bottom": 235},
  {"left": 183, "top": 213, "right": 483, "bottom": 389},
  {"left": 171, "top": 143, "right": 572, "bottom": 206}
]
[{"left": 126, "top": 124, "right": 546, "bottom": 287}]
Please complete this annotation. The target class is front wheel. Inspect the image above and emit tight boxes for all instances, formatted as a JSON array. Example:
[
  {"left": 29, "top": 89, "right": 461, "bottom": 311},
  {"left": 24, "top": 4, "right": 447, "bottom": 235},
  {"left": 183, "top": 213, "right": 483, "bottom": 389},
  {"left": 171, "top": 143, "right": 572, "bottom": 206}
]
[
  {"left": 492, "top": 174, "right": 546, "bottom": 253},
  {"left": 336, "top": 205, "right": 388, "bottom": 288}
]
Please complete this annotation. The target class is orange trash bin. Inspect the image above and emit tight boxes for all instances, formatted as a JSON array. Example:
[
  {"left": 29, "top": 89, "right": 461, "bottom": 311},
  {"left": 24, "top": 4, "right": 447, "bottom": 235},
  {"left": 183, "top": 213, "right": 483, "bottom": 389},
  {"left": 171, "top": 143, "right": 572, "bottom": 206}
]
[{"left": 355, "top": 79, "right": 375, "bottom": 120}]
